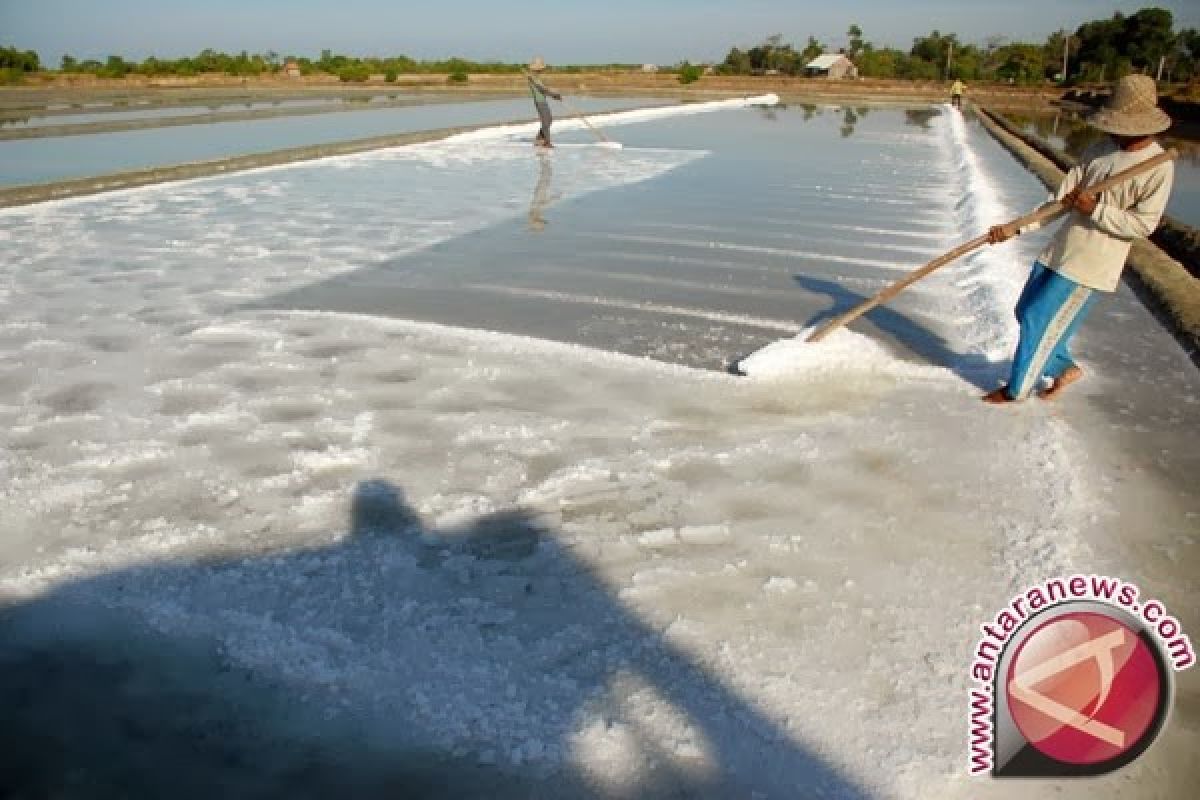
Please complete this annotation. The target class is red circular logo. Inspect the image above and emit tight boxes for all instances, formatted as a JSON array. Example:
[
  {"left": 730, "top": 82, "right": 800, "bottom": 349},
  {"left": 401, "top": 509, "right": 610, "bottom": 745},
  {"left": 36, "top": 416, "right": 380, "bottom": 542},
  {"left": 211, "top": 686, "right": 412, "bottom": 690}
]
[{"left": 1005, "top": 611, "right": 1162, "bottom": 765}]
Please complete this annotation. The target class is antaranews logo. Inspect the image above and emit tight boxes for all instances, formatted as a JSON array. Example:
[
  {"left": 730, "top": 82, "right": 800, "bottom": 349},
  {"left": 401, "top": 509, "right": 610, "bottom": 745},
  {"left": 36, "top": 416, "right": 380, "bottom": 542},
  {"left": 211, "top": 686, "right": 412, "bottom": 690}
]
[{"left": 967, "top": 575, "right": 1194, "bottom": 778}]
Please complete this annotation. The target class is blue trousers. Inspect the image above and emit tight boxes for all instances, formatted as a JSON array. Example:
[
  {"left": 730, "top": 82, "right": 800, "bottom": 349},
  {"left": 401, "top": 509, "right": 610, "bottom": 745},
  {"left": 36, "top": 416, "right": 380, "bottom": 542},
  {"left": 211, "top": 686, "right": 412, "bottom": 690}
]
[{"left": 1006, "top": 262, "right": 1096, "bottom": 400}]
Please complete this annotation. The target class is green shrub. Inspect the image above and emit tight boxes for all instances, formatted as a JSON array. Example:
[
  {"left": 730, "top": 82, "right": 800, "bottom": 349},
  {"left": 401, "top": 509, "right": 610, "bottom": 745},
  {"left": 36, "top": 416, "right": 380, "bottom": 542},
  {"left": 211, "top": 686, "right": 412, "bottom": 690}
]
[
  {"left": 384, "top": 69, "right": 398, "bottom": 83},
  {"left": 0, "top": 46, "right": 39, "bottom": 72},
  {"left": 678, "top": 61, "right": 703, "bottom": 84},
  {"left": 447, "top": 70, "right": 468, "bottom": 83},
  {"left": 337, "top": 64, "right": 370, "bottom": 82}
]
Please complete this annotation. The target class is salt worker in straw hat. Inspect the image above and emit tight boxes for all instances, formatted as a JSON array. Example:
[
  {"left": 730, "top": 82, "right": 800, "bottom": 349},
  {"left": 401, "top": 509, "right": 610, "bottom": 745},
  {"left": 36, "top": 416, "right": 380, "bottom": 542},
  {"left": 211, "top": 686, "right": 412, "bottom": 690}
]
[
  {"left": 524, "top": 57, "right": 563, "bottom": 148},
  {"left": 983, "top": 74, "right": 1174, "bottom": 404}
]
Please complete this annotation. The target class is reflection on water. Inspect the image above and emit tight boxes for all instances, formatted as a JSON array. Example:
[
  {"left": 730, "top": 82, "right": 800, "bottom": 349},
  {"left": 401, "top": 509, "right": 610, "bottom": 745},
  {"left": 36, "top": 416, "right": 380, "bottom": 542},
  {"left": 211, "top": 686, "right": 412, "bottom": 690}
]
[
  {"left": 527, "top": 153, "right": 555, "bottom": 233},
  {"left": 785, "top": 104, "right": 874, "bottom": 137},
  {"left": 847, "top": 106, "right": 871, "bottom": 137},
  {"left": 1001, "top": 109, "right": 1199, "bottom": 227},
  {"left": 905, "top": 109, "right": 941, "bottom": 130},
  {"left": 1004, "top": 110, "right": 1200, "bottom": 165},
  {"left": 756, "top": 104, "right": 781, "bottom": 122}
]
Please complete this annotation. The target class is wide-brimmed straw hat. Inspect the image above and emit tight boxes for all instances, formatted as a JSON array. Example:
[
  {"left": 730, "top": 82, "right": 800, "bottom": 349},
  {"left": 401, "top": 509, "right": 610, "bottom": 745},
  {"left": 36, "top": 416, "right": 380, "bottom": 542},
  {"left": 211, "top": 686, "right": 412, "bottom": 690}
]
[
  {"left": 528, "top": 56, "right": 546, "bottom": 72},
  {"left": 1088, "top": 74, "right": 1171, "bottom": 136}
]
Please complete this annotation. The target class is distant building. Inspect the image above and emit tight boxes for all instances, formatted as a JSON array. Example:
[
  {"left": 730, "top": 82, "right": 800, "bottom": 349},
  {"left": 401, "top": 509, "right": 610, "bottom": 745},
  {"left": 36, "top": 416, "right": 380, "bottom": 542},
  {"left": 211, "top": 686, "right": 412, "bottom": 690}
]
[
  {"left": 283, "top": 61, "right": 302, "bottom": 78},
  {"left": 642, "top": 64, "right": 659, "bottom": 73},
  {"left": 805, "top": 54, "right": 858, "bottom": 80}
]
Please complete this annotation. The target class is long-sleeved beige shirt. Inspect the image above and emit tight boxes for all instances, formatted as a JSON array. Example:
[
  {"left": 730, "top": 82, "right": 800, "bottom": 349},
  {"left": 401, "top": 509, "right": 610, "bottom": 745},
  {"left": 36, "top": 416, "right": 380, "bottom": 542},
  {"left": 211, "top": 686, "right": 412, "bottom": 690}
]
[{"left": 1021, "top": 139, "right": 1174, "bottom": 292}]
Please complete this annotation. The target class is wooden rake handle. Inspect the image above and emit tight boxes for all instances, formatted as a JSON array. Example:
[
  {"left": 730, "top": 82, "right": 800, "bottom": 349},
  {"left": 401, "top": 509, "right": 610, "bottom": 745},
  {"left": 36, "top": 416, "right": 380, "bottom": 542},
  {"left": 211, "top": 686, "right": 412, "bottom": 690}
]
[
  {"left": 558, "top": 98, "right": 612, "bottom": 143},
  {"left": 805, "top": 147, "right": 1178, "bottom": 343}
]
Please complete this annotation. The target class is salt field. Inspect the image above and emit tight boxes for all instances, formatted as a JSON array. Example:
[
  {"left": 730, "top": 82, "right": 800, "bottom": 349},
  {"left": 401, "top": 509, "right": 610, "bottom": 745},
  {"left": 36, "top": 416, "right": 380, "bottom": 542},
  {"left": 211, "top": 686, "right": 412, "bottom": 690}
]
[
  {"left": 0, "top": 95, "right": 671, "bottom": 187},
  {"left": 261, "top": 103, "right": 1025, "bottom": 373},
  {"left": 1, "top": 97, "right": 1197, "bottom": 799}
]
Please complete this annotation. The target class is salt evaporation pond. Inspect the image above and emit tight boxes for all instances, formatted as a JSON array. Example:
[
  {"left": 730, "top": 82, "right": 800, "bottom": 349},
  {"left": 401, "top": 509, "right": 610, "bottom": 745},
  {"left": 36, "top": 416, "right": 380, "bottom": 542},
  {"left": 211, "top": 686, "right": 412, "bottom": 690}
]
[
  {"left": 1, "top": 105, "right": 221, "bottom": 127},
  {"left": 0, "top": 95, "right": 671, "bottom": 187},
  {"left": 0, "top": 98, "right": 1196, "bottom": 799},
  {"left": 0, "top": 94, "right": 420, "bottom": 127},
  {"left": 262, "top": 103, "right": 1030, "bottom": 373}
]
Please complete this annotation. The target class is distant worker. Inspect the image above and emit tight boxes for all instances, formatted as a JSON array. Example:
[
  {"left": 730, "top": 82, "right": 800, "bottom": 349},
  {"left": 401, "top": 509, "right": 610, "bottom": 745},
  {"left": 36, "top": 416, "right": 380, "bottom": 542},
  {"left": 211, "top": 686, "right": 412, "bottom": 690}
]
[
  {"left": 525, "top": 57, "right": 563, "bottom": 148},
  {"left": 983, "top": 74, "right": 1174, "bottom": 404},
  {"left": 950, "top": 79, "right": 966, "bottom": 109}
]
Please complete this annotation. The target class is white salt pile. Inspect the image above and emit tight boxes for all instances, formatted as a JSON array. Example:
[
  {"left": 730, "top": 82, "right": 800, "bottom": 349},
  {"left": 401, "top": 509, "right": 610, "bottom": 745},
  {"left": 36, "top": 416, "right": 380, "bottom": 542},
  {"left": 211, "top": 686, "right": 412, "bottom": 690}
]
[{"left": 735, "top": 326, "right": 944, "bottom": 382}]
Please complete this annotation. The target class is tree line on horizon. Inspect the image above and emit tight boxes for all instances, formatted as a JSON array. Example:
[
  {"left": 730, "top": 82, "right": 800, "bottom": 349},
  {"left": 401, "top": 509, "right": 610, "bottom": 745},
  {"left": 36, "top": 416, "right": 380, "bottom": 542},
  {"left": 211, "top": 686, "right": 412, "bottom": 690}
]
[
  {"left": 719, "top": 8, "right": 1198, "bottom": 85},
  {"left": 0, "top": 45, "right": 639, "bottom": 84},
  {"left": 2, "top": 6, "right": 1197, "bottom": 85}
]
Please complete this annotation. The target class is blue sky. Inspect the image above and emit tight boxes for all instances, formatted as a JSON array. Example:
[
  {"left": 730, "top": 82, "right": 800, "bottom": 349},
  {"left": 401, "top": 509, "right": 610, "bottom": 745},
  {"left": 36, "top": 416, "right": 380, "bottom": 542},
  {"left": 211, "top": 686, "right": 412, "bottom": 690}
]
[{"left": 3, "top": 1, "right": 1198, "bottom": 65}]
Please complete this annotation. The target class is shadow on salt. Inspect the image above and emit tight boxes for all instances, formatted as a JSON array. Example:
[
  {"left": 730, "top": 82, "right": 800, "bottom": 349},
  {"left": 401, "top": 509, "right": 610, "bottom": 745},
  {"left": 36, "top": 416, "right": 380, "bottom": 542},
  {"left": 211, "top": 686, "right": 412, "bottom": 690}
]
[{"left": 0, "top": 478, "right": 872, "bottom": 799}]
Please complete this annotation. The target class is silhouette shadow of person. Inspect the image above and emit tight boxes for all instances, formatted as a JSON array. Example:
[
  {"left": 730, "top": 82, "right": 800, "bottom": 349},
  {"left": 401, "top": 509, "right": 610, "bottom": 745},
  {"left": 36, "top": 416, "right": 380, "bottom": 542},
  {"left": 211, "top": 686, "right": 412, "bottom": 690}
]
[{"left": 0, "top": 479, "right": 871, "bottom": 799}]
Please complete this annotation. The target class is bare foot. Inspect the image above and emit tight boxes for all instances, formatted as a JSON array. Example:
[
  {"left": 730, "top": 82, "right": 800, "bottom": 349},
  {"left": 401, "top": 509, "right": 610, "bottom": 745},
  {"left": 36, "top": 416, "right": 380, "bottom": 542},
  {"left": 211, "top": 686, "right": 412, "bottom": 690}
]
[
  {"left": 1039, "top": 365, "right": 1084, "bottom": 400},
  {"left": 982, "top": 387, "right": 1018, "bottom": 405}
]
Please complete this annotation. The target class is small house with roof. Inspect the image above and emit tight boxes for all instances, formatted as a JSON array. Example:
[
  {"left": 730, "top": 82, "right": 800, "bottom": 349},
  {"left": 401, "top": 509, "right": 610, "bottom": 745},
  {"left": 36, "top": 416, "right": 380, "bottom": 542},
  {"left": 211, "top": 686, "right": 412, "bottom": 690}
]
[{"left": 805, "top": 53, "right": 858, "bottom": 79}]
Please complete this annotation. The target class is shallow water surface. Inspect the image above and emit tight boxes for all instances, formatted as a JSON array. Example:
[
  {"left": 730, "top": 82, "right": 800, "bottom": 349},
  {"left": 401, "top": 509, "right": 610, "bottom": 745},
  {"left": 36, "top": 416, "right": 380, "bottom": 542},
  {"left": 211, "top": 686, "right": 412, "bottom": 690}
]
[
  {"left": 1002, "top": 110, "right": 1200, "bottom": 227},
  {"left": 0, "top": 96, "right": 671, "bottom": 187},
  {"left": 0, "top": 93, "right": 508, "bottom": 129},
  {"left": 257, "top": 103, "right": 1036, "bottom": 374}
]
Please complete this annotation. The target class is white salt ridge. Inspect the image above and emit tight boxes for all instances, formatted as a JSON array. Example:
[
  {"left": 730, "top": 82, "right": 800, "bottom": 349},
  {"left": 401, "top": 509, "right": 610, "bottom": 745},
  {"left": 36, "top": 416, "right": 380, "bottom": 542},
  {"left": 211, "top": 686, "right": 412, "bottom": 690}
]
[
  {"left": 941, "top": 106, "right": 1026, "bottom": 361},
  {"left": 763, "top": 576, "right": 798, "bottom": 594},
  {"left": 591, "top": 231, "right": 911, "bottom": 271},
  {"left": 633, "top": 524, "right": 730, "bottom": 550},
  {"left": 441, "top": 94, "right": 780, "bottom": 146},
  {"left": 466, "top": 284, "right": 804, "bottom": 333},
  {"left": 636, "top": 528, "right": 678, "bottom": 549},
  {"left": 678, "top": 524, "right": 730, "bottom": 546},
  {"left": 291, "top": 447, "right": 371, "bottom": 473}
]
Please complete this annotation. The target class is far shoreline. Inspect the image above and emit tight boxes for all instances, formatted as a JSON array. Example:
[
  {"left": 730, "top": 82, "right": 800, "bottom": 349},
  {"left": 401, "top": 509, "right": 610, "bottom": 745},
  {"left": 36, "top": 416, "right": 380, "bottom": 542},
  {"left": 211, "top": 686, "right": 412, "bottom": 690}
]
[
  {"left": 0, "top": 74, "right": 1066, "bottom": 143},
  {"left": 1, "top": 72, "right": 1068, "bottom": 111}
]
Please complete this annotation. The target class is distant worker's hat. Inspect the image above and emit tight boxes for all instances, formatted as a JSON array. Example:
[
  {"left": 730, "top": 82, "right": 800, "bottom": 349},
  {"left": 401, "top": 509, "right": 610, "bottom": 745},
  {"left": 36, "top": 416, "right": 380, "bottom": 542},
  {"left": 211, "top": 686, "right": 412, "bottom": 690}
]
[
  {"left": 529, "top": 56, "right": 546, "bottom": 72},
  {"left": 1089, "top": 74, "right": 1171, "bottom": 136}
]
